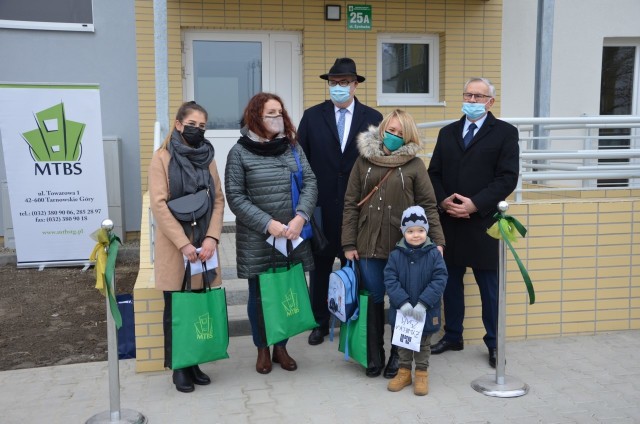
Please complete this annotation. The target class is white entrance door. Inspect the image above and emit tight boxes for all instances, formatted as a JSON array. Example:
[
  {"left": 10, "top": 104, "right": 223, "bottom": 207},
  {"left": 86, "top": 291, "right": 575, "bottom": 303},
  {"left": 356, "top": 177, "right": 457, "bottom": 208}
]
[{"left": 183, "top": 31, "right": 302, "bottom": 223}]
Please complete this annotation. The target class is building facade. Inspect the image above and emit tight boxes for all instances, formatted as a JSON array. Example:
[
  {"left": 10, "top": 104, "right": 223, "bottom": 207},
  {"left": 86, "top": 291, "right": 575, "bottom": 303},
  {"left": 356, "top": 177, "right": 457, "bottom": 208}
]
[{"left": 135, "top": 0, "right": 506, "bottom": 221}]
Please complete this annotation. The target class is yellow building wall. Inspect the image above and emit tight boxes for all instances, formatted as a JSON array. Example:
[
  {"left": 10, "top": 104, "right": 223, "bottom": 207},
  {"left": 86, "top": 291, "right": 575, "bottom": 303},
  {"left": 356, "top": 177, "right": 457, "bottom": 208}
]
[
  {"left": 500, "top": 199, "right": 640, "bottom": 340},
  {"left": 135, "top": 0, "right": 504, "bottom": 192},
  {"left": 132, "top": 192, "right": 165, "bottom": 372}
]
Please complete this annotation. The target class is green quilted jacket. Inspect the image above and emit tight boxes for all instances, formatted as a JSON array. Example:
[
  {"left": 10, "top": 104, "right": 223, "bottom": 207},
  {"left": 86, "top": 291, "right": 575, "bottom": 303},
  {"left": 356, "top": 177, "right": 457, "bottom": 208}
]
[{"left": 225, "top": 136, "right": 317, "bottom": 278}]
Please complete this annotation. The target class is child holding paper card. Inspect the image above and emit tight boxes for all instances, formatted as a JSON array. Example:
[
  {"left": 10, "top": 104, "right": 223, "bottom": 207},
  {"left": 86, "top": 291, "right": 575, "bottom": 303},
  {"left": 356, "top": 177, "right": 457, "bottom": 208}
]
[{"left": 383, "top": 206, "right": 448, "bottom": 396}]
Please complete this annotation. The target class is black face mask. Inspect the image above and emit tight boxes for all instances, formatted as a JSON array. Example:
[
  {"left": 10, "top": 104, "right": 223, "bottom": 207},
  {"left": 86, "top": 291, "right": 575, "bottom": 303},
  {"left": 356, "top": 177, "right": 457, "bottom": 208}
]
[{"left": 181, "top": 125, "right": 206, "bottom": 147}]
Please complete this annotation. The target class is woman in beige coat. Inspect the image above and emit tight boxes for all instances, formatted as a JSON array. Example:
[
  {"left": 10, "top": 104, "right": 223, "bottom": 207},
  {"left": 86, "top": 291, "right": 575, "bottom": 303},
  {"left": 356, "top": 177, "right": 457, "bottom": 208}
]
[{"left": 148, "top": 101, "right": 225, "bottom": 393}]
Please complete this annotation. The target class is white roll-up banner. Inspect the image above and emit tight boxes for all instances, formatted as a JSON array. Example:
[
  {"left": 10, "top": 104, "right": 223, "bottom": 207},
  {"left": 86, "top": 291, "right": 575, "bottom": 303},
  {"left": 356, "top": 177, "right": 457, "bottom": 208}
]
[{"left": 0, "top": 83, "right": 109, "bottom": 267}]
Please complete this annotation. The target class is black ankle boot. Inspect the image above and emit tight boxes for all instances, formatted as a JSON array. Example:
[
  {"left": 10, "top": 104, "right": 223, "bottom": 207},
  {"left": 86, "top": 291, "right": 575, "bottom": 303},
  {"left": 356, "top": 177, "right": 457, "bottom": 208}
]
[
  {"left": 190, "top": 365, "right": 211, "bottom": 385},
  {"left": 365, "top": 301, "right": 386, "bottom": 378},
  {"left": 366, "top": 349, "right": 385, "bottom": 377},
  {"left": 172, "top": 368, "right": 194, "bottom": 393},
  {"left": 384, "top": 345, "right": 399, "bottom": 379}
]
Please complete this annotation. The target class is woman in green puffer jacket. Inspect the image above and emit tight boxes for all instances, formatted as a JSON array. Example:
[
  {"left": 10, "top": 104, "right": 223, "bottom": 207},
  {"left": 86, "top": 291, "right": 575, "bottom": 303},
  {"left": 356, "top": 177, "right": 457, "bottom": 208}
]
[{"left": 225, "top": 92, "right": 317, "bottom": 375}]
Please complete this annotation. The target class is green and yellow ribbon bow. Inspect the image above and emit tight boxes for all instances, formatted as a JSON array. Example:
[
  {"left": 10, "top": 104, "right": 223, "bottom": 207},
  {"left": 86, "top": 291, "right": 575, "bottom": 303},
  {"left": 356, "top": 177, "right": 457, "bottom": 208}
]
[
  {"left": 89, "top": 228, "right": 123, "bottom": 329},
  {"left": 487, "top": 212, "right": 535, "bottom": 304}
]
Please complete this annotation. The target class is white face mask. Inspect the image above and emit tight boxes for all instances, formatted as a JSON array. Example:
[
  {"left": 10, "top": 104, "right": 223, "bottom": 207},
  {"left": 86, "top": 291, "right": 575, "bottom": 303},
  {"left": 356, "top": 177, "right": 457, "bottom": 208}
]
[{"left": 263, "top": 115, "right": 284, "bottom": 135}]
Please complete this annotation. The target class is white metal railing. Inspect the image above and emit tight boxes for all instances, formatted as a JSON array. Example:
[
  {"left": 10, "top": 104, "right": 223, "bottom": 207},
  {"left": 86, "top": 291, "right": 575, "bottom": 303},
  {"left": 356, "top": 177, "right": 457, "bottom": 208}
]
[{"left": 418, "top": 115, "right": 640, "bottom": 201}]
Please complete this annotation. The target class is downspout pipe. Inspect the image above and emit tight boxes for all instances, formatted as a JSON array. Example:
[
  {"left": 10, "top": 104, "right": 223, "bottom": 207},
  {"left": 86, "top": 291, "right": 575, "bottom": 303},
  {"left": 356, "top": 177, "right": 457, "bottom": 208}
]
[{"left": 153, "top": 0, "right": 169, "bottom": 147}]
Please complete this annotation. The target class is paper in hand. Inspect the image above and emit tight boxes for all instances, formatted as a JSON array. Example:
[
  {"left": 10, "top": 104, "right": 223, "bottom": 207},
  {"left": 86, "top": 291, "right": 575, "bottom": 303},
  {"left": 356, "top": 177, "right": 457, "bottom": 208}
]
[
  {"left": 183, "top": 247, "right": 218, "bottom": 275},
  {"left": 266, "top": 235, "right": 303, "bottom": 257}
]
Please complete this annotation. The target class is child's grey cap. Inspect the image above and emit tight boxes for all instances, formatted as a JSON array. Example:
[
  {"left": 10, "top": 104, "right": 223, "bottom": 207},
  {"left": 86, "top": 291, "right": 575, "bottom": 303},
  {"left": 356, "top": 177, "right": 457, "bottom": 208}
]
[{"left": 400, "top": 205, "right": 429, "bottom": 235}]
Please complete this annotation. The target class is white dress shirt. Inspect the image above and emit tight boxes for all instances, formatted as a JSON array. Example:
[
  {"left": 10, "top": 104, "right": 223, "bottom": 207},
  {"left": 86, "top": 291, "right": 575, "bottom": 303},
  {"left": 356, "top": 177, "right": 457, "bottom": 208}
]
[
  {"left": 335, "top": 101, "right": 355, "bottom": 152},
  {"left": 463, "top": 113, "right": 488, "bottom": 139}
]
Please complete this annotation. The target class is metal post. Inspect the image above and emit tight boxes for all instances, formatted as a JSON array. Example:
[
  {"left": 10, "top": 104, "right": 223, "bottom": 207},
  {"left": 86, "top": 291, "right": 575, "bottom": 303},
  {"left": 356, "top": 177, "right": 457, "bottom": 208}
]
[
  {"left": 532, "top": 0, "right": 555, "bottom": 184},
  {"left": 533, "top": 0, "right": 554, "bottom": 151},
  {"left": 471, "top": 202, "right": 529, "bottom": 398},
  {"left": 153, "top": 0, "right": 169, "bottom": 141},
  {"left": 86, "top": 220, "right": 147, "bottom": 423}
]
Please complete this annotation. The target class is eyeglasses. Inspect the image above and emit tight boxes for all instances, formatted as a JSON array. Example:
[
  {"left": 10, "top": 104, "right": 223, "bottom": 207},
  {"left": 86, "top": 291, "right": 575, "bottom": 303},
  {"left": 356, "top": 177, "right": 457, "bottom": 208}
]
[
  {"left": 463, "top": 93, "right": 492, "bottom": 101},
  {"left": 328, "top": 79, "right": 355, "bottom": 87}
]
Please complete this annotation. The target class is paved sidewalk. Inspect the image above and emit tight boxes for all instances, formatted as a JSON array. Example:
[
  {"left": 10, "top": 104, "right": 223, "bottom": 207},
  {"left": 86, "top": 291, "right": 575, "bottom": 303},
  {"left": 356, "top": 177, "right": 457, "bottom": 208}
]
[
  {"left": 2, "top": 233, "right": 639, "bottom": 422},
  {"left": 0, "top": 329, "right": 639, "bottom": 423}
]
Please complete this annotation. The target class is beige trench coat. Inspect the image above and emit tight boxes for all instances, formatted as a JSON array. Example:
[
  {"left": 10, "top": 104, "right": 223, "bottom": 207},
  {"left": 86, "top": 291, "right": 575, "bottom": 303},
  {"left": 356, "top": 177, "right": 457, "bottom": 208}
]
[{"left": 148, "top": 148, "right": 225, "bottom": 291}]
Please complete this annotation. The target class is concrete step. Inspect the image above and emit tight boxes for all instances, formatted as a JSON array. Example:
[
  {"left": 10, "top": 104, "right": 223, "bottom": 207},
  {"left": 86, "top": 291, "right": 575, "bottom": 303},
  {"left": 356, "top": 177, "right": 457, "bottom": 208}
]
[
  {"left": 223, "top": 277, "right": 248, "bottom": 306},
  {"left": 219, "top": 272, "right": 250, "bottom": 336},
  {"left": 227, "top": 304, "right": 251, "bottom": 337}
]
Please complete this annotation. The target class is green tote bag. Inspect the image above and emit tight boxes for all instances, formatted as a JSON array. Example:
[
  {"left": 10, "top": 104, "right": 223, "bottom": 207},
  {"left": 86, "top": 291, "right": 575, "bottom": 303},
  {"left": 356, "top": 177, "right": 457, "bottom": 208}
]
[
  {"left": 338, "top": 291, "right": 369, "bottom": 368},
  {"left": 171, "top": 281, "right": 229, "bottom": 369},
  {"left": 258, "top": 262, "right": 317, "bottom": 346}
]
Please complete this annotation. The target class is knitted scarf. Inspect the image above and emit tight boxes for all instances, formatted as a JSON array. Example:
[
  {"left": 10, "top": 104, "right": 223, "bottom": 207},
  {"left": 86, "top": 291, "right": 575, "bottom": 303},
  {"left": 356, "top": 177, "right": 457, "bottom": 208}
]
[
  {"left": 237, "top": 127, "right": 290, "bottom": 157},
  {"left": 167, "top": 128, "right": 216, "bottom": 248}
]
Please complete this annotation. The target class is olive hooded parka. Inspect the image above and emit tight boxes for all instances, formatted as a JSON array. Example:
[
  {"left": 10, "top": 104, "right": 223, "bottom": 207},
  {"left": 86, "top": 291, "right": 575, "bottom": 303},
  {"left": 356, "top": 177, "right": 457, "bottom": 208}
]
[{"left": 341, "top": 126, "right": 445, "bottom": 259}]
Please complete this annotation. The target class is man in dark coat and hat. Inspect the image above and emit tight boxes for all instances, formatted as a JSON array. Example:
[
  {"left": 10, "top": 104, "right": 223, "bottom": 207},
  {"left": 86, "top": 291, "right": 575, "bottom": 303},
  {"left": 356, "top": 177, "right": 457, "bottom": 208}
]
[
  {"left": 427, "top": 77, "right": 519, "bottom": 368},
  {"left": 298, "top": 58, "right": 383, "bottom": 346}
]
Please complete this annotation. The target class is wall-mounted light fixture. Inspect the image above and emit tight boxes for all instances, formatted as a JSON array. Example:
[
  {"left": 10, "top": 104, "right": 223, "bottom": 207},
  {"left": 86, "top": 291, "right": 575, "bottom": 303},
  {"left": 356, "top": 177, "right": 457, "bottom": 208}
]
[{"left": 325, "top": 5, "right": 341, "bottom": 21}]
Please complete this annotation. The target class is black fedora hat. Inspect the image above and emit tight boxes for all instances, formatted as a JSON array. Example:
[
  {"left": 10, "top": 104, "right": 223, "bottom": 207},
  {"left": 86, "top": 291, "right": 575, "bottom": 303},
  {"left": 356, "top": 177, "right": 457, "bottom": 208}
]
[{"left": 320, "top": 58, "right": 366, "bottom": 83}]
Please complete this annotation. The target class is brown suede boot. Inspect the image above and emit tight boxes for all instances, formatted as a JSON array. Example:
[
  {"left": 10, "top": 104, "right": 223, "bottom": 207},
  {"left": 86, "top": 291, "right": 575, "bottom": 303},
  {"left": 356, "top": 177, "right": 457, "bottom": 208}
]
[
  {"left": 387, "top": 368, "right": 412, "bottom": 392},
  {"left": 414, "top": 370, "right": 429, "bottom": 396},
  {"left": 256, "top": 347, "right": 272, "bottom": 374},
  {"left": 272, "top": 345, "right": 298, "bottom": 371}
]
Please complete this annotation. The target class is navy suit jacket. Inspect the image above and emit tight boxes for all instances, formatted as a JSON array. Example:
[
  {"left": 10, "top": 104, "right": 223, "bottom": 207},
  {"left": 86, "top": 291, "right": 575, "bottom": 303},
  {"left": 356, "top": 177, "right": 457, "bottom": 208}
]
[{"left": 298, "top": 98, "right": 383, "bottom": 256}]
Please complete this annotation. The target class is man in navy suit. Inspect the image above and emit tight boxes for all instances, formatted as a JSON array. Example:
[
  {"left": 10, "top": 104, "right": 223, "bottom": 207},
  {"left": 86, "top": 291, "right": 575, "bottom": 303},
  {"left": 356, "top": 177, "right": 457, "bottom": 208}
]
[
  {"left": 299, "top": 58, "right": 383, "bottom": 345},
  {"left": 427, "top": 77, "right": 519, "bottom": 368}
]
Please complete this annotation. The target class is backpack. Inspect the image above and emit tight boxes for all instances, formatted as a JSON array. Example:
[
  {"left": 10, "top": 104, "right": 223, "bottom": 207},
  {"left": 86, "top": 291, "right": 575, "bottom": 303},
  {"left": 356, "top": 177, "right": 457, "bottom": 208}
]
[
  {"left": 327, "top": 260, "right": 359, "bottom": 323},
  {"left": 327, "top": 260, "right": 360, "bottom": 345}
]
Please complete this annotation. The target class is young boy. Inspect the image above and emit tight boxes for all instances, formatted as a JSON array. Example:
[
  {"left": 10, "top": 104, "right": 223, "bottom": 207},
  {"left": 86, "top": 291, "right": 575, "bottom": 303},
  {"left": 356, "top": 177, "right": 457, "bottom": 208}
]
[{"left": 383, "top": 206, "right": 448, "bottom": 395}]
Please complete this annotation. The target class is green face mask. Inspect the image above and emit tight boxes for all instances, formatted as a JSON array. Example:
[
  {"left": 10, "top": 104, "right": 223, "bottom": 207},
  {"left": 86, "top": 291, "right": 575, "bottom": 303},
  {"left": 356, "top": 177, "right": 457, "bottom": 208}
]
[{"left": 383, "top": 131, "right": 404, "bottom": 152}]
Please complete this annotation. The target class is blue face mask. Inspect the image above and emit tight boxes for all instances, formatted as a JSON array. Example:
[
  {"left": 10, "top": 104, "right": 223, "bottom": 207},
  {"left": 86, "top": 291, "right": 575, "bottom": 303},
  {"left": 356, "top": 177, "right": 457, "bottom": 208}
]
[
  {"left": 383, "top": 131, "right": 404, "bottom": 152},
  {"left": 461, "top": 102, "right": 486, "bottom": 120},
  {"left": 329, "top": 85, "right": 351, "bottom": 104}
]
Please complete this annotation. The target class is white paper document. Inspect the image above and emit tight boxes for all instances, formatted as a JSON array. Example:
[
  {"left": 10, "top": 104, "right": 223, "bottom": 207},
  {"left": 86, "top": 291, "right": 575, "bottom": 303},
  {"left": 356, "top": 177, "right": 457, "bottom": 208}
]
[
  {"left": 392, "top": 310, "right": 426, "bottom": 352},
  {"left": 183, "top": 248, "right": 218, "bottom": 275},
  {"left": 265, "top": 235, "right": 303, "bottom": 257}
]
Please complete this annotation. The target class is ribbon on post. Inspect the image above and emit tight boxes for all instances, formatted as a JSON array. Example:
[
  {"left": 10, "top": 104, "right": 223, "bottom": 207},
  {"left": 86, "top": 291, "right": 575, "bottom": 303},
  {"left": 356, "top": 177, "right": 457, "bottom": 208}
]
[
  {"left": 486, "top": 212, "right": 535, "bottom": 305},
  {"left": 90, "top": 228, "right": 123, "bottom": 328}
]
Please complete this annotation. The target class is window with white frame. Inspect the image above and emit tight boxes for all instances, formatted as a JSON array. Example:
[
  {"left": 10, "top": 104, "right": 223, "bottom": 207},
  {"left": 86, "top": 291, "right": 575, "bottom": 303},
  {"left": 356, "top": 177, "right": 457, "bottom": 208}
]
[
  {"left": 0, "top": 0, "right": 94, "bottom": 32},
  {"left": 598, "top": 39, "right": 640, "bottom": 187},
  {"left": 377, "top": 34, "right": 440, "bottom": 106}
]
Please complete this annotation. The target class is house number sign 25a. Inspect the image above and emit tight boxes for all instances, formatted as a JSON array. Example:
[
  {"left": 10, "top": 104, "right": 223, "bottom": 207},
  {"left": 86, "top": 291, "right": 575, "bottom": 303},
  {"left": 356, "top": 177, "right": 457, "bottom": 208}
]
[{"left": 347, "top": 5, "right": 372, "bottom": 30}]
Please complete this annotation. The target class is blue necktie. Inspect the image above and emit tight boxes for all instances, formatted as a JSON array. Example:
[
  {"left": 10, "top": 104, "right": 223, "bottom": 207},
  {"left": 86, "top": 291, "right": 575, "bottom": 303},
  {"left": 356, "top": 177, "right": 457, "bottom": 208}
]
[
  {"left": 463, "top": 122, "right": 477, "bottom": 148},
  {"left": 337, "top": 108, "right": 347, "bottom": 149}
]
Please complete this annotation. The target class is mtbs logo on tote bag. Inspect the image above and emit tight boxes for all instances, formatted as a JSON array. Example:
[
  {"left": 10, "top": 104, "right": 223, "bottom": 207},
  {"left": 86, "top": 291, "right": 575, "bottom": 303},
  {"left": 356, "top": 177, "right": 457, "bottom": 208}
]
[
  {"left": 258, "top": 262, "right": 316, "bottom": 346},
  {"left": 171, "top": 287, "right": 229, "bottom": 369}
]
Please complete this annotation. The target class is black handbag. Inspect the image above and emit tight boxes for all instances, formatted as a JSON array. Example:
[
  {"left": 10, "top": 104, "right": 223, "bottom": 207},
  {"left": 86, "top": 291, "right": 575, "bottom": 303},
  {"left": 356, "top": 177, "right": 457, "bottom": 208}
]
[
  {"left": 291, "top": 171, "right": 329, "bottom": 254},
  {"left": 309, "top": 206, "right": 329, "bottom": 253},
  {"left": 167, "top": 188, "right": 209, "bottom": 226}
]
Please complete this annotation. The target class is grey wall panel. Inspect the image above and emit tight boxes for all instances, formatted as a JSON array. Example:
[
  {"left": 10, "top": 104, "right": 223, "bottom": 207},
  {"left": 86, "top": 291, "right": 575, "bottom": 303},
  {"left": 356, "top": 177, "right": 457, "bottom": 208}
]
[{"left": 0, "top": 0, "right": 141, "bottom": 237}]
